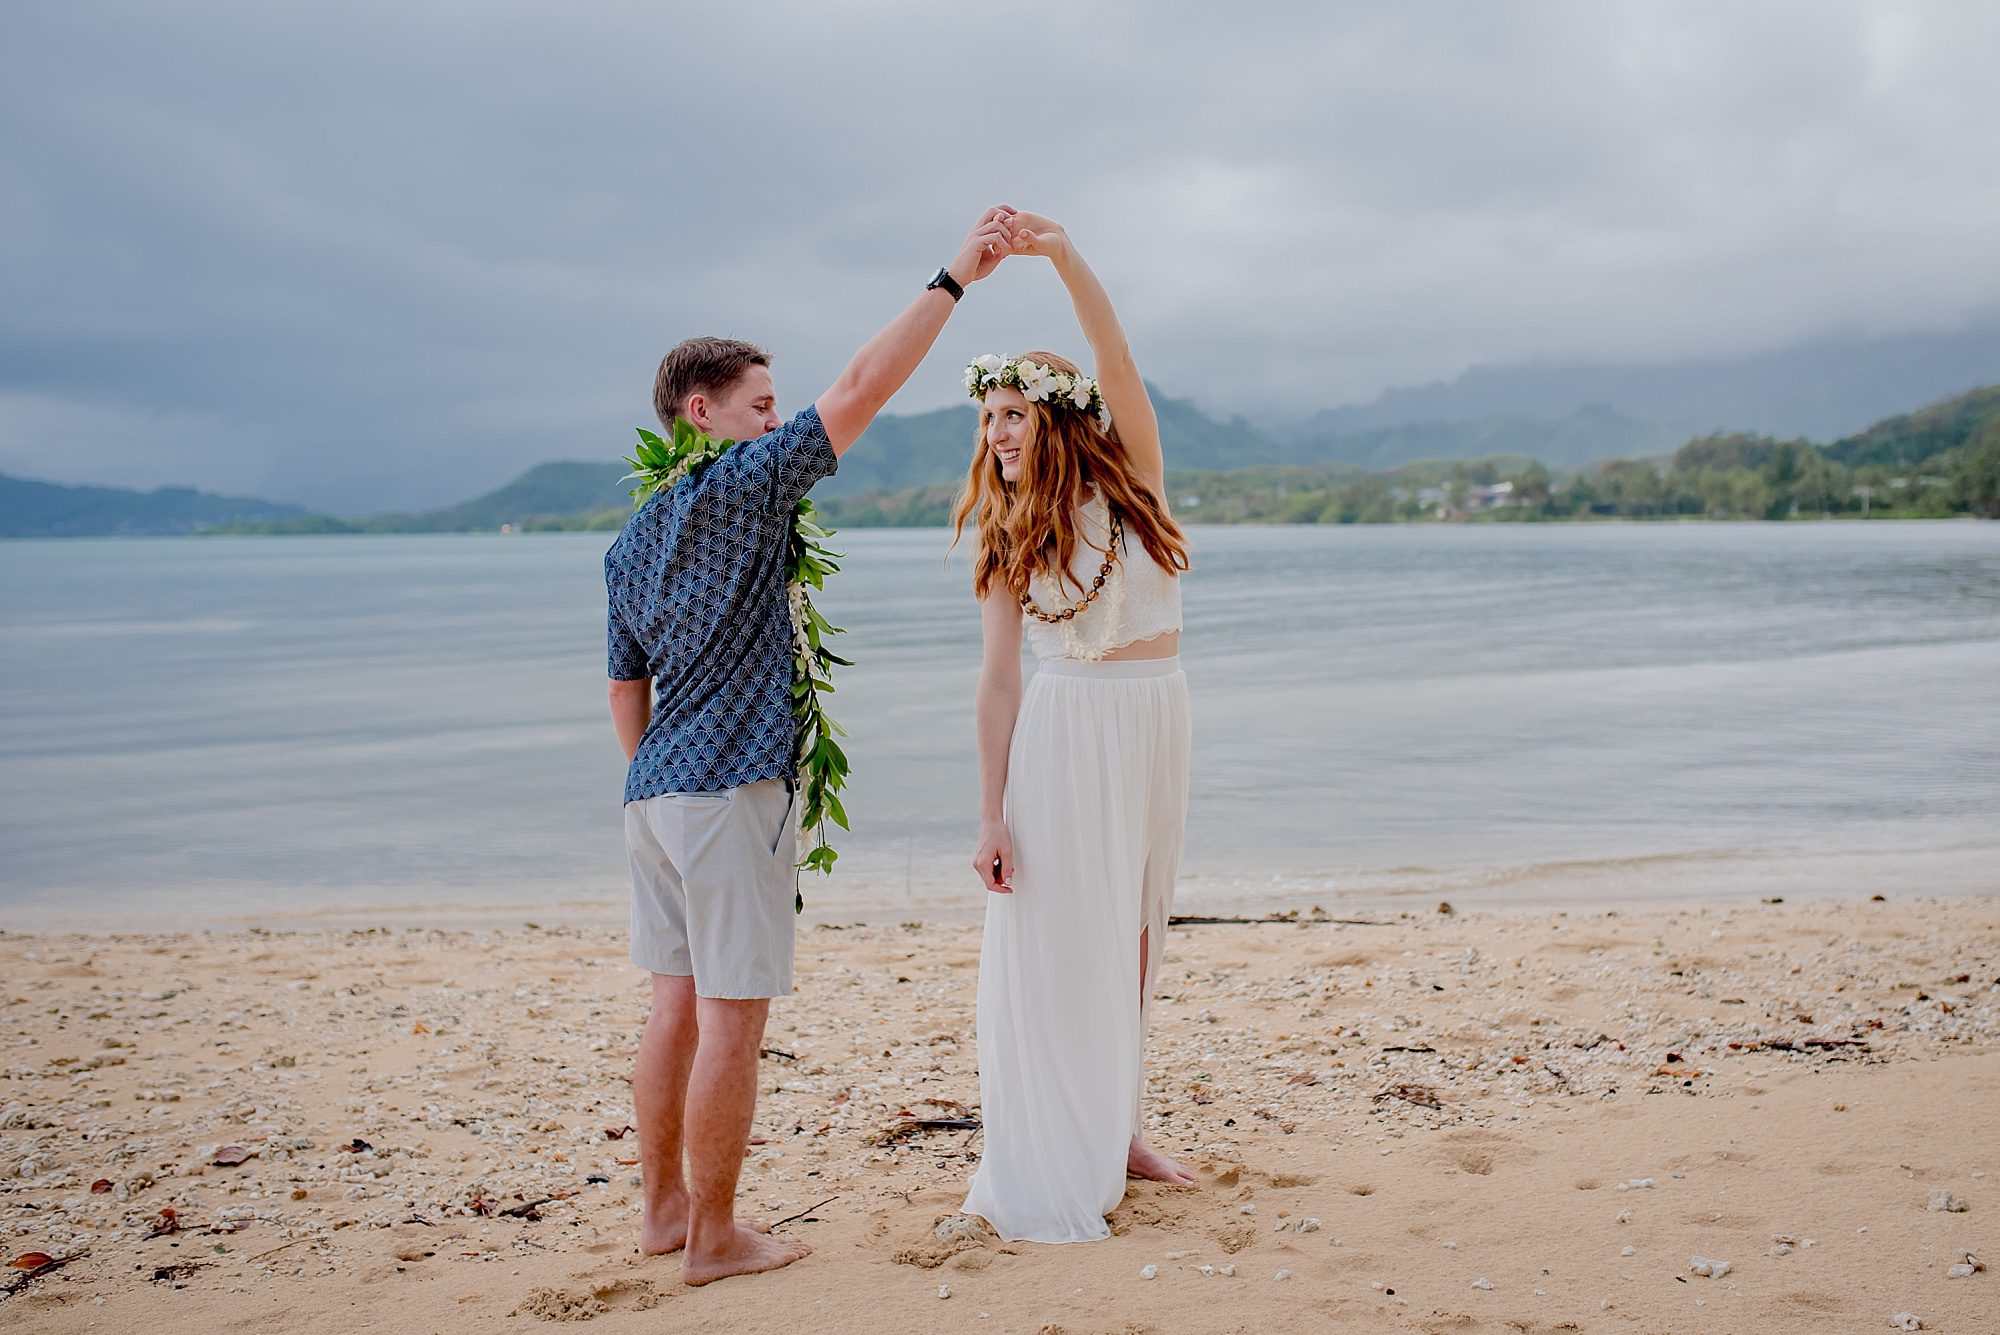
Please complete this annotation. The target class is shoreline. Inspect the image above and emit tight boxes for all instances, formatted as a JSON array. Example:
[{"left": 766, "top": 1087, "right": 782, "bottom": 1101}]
[
  {"left": 2, "top": 894, "right": 1994, "bottom": 1332},
  {"left": 7, "top": 867, "right": 1992, "bottom": 939},
  {"left": 4, "top": 513, "right": 1992, "bottom": 542}
]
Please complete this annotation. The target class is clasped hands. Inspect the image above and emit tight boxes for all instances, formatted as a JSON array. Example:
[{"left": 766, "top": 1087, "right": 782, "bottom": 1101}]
[{"left": 947, "top": 206, "right": 1071, "bottom": 288}]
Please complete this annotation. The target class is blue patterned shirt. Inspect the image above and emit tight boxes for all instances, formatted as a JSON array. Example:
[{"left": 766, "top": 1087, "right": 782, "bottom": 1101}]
[{"left": 605, "top": 407, "right": 839, "bottom": 802}]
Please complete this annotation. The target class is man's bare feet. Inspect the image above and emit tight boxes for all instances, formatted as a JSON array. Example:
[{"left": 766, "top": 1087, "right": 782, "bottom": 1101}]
[
  {"left": 644, "top": 1194, "right": 773, "bottom": 1256},
  {"left": 640, "top": 1189, "right": 690, "bottom": 1255},
  {"left": 681, "top": 1222, "right": 810, "bottom": 1286},
  {"left": 1127, "top": 1136, "right": 1198, "bottom": 1186}
]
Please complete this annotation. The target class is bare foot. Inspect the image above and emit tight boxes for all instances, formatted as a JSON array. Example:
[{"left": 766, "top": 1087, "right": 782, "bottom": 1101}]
[
  {"left": 1127, "top": 1136, "right": 1198, "bottom": 1186},
  {"left": 643, "top": 1195, "right": 772, "bottom": 1255},
  {"left": 681, "top": 1222, "right": 810, "bottom": 1286},
  {"left": 640, "top": 1190, "right": 689, "bottom": 1255}
]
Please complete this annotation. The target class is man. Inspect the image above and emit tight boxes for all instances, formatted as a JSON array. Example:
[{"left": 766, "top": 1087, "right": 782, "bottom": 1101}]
[{"left": 605, "top": 206, "right": 1016, "bottom": 1285}]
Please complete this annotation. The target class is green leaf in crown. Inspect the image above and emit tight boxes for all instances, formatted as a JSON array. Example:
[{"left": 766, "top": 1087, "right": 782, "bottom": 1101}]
[{"left": 622, "top": 421, "right": 851, "bottom": 913}]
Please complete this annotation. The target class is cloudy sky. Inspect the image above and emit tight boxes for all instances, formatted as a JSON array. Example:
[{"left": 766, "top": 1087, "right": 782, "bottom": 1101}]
[{"left": 4, "top": 1, "right": 1999, "bottom": 512}]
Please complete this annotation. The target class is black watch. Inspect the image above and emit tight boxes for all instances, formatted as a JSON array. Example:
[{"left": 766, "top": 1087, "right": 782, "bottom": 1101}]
[{"left": 925, "top": 267, "right": 964, "bottom": 302}]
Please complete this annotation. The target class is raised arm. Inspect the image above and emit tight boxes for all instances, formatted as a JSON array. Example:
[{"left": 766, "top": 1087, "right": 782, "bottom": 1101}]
[
  {"left": 1010, "top": 213, "right": 1165, "bottom": 495},
  {"left": 969, "top": 585, "right": 1023, "bottom": 893},
  {"left": 815, "top": 207, "right": 1017, "bottom": 454}
]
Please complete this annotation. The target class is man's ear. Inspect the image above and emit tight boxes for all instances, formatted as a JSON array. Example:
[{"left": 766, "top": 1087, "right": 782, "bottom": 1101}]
[{"left": 683, "top": 394, "right": 709, "bottom": 432}]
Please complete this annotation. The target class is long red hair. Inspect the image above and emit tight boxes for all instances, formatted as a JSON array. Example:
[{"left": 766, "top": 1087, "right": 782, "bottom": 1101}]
[{"left": 949, "top": 350, "right": 1189, "bottom": 600}]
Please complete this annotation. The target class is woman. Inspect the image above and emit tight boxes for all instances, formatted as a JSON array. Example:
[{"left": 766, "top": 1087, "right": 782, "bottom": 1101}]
[{"left": 952, "top": 212, "right": 1195, "bottom": 1244}]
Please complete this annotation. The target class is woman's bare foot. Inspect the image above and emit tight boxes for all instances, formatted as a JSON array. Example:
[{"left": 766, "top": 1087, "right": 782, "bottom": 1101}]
[
  {"left": 681, "top": 1222, "right": 810, "bottom": 1286},
  {"left": 1127, "top": 1135, "right": 1198, "bottom": 1186}
]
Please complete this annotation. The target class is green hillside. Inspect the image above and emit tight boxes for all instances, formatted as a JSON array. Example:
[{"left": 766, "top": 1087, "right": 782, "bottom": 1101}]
[
  {"left": 1, "top": 473, "right": 306, "bottom": 538},
  {"left": 1824, "top": 382, "right": 2000, "bottom": 468},
  {"left": 436, "top": 461, "right": 634, "bottom": 525}
]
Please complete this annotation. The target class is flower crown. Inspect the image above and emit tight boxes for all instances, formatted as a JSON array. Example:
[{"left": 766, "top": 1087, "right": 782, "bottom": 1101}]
[{"left": 964, "top": 354, "right": 1113, "bottom": 432}]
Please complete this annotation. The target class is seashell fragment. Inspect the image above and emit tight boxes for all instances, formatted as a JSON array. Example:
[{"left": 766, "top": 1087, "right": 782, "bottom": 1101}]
[
  {"left": 1926, "top": 1190, "right": 1967, "bottom": 1213},
  {"left": 1688, "top": 1256, "right": 1732, "bottom": 1278},
  {"left": 1139, "top": 1264, "right": 1158, "bottom": 1280},
  {"left": 1889, "top": 1314, "right": 1923, "bottom": 1331},
  {"left": 1472, "top": 1277, "right": 1494, "bottom": 1290}
]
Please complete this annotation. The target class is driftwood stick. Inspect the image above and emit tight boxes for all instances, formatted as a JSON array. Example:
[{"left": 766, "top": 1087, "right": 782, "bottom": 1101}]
[
  {"left": 249, "top": 1234, "right": 323, "bottom": 1263},
  {"left": 768, "top": 1196, "right": 840, "bottom": 1232},
  {"left": 1169, "top": 914, "right": 1393, "bottom": 927},
  {"left": 499, "top": 1194, "right": 564, "bottom": 1218}
]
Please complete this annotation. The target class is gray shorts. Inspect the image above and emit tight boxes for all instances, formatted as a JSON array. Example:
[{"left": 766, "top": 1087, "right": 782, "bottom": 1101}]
[{"left": 624, "top": 778, "right": 799, "bottom": 999}]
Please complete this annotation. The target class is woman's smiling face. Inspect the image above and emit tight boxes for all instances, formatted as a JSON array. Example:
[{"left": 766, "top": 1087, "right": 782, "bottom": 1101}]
[{"left": 981, "top": 385, "right": 1031, "bottom": 482}]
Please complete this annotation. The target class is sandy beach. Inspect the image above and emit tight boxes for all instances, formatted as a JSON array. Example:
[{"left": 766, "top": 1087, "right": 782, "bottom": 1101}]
[{"left": 2, "top": 894, "right": 1995, "bottom": 1334}]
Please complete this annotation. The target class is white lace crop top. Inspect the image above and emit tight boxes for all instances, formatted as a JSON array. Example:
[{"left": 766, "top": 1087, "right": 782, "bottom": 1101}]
[{"left": 1022, "top": 489, "right": 1183, "bottom": 661}]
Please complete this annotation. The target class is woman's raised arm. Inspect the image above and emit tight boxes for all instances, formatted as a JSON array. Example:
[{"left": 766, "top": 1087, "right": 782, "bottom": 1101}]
[{"left": 1010, "top": 213, "right": 1166, "bottom": 496}]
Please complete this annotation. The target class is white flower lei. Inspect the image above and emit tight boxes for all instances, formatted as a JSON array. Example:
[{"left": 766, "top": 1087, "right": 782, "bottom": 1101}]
[{"left": 965, "top": 354, "right": 1113, "bottom": 432}]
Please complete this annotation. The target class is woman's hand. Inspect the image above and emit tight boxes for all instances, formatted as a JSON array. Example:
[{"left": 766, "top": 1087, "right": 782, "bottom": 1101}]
[
  {"left": 1008, "top": 210, "right": 1072, "bottom": 264},
  {"left": 972, "top": 820, "right": 1015, "bottom": 893}
]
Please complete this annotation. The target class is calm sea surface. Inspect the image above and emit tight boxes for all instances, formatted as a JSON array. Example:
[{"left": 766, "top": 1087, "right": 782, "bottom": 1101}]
[{"left": 2, "top": 523, "right": 1996, "bottom": 928}]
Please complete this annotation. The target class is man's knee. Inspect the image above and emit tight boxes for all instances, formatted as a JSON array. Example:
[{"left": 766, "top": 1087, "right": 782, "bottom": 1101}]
[
  {"left": 647, "top": 973, "right": 698, "bottom": 1025},
  {"left": 649, "top": 971, "right": 695, "bottom": 997},
  {"left": 693, "top": 995, "right": 770, "bottom": 1043}
]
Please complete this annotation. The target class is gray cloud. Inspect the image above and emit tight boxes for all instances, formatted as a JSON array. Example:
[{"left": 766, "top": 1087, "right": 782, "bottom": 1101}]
[{"left": 3, "top": 0, "right": 1997, "bottom": 511}]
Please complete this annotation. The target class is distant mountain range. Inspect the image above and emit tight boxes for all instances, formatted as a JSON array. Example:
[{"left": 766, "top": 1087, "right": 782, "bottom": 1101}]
[
  {"left": 187, "top": 378, "right": 1994, "bottom": 535},
  {"left": 191, "top": 384, "right": 1294, "bottom": 534},
  {"left": 9, "top": 323, "right": 1993, "bottom": 536},
  {"left": 0, "top": 473, "right": 306, "bottom": 538},
  {"left": 1269, "top": 324, "right": 2000, "bottom": 445}
]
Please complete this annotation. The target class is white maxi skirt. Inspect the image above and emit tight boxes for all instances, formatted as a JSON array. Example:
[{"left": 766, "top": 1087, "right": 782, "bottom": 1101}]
[{"left": 962, "top": 656, "right": 1192, "bottom": 1243}]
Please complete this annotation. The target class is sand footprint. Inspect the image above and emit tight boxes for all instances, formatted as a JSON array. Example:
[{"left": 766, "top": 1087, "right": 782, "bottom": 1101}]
[{"left": 512, "top": 1277, "right": 662, "bottom": 1322}]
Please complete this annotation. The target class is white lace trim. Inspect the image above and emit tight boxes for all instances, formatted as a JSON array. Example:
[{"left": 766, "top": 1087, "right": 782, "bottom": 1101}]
[{"left": 1023, "top": 491, "right": 1181, "bottom": 662}]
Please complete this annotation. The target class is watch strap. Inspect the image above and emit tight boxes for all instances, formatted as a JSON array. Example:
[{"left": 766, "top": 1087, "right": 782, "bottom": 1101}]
[{"left": 926, "top": 267, "right": 964, "bottom": 302}]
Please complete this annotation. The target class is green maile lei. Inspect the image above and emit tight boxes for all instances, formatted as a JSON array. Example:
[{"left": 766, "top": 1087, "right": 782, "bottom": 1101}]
[{"left": 623, "top": 418, "right": 851, "bottom": 911}]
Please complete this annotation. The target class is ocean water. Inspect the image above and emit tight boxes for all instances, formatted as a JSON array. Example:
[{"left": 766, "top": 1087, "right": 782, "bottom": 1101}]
[{"left": 1, "top": 522, "right": 1996, "bottom": 928}]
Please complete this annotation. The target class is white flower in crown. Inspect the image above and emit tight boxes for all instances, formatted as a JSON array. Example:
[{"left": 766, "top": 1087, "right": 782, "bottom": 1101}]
[
  {"left": 1095, "top": 401, "right": 1113, "bottom": 431},
  {"left": 1017, "top": 362, "right": 1054, "bottom": 401},
  {"left": 973, "top": 353, "right": 1006, "bottom": 375},
  {"left": 1070, "top": 378, "right": 1094, "bottom": 409}
]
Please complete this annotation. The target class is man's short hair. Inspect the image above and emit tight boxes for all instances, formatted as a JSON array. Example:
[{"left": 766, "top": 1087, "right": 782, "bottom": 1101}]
[{"left": 653, "top": 337, "right": 771, "bottom": 427}]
